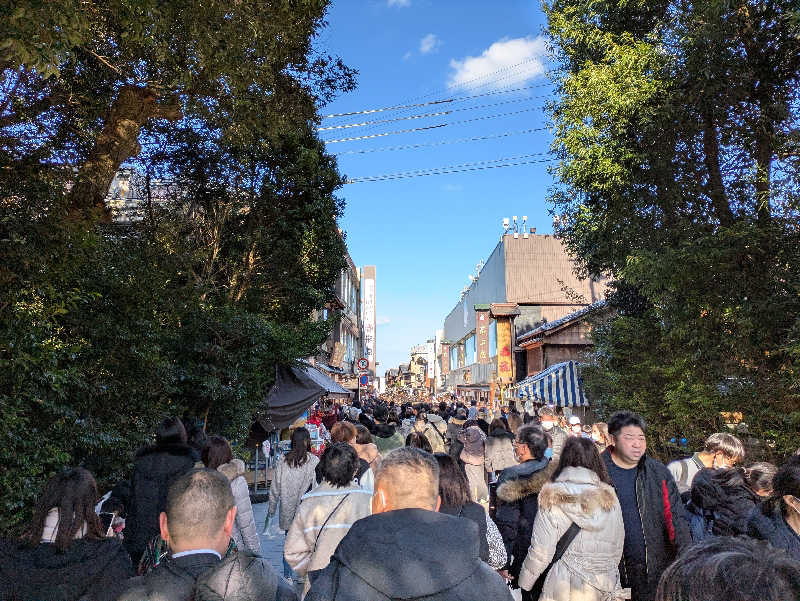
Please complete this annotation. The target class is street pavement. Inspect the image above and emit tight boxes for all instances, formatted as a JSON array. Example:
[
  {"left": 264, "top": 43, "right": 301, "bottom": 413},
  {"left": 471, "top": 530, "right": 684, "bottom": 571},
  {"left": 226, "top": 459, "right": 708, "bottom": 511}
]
[{"left": 253, "top": 501, "right": 305, "bottom": 596}]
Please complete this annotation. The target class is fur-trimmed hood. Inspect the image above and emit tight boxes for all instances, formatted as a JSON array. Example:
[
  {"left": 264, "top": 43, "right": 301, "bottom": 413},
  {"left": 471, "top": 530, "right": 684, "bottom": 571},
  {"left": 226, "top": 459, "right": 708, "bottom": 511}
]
[
  {"left": 217, "top": 458, "right": 246, "bottom": 481},
  {"left": 537, "top": 466, "right": 620, "bottom": 531},
  {"left": 496, "top": 460, "right": 554, "bottom": 503}
]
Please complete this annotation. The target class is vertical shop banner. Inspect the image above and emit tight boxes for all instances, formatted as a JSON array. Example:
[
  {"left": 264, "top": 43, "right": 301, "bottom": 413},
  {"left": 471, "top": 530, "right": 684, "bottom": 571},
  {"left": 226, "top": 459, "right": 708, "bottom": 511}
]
[
  {"left": 426, "top": 341, "right": 436, "bottom": 381},
  {"left": 496, "top": 318, "right": 513, "bottom": 383},
  {"left": 363, "top": 278, "right": 376, "bottom": 371},
  {"left": 476, "top": 310, "right": 490, "bottom": 364},
  {"left": 441, "top": 344, "right": 450, "bottom": 375}
]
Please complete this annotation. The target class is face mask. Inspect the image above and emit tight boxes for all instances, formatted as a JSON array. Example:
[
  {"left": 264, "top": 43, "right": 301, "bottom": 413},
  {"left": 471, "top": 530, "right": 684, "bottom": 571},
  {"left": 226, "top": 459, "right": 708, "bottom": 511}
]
[
  {"left": 572, "top": 425, "right": 582, "bottom": 434},
  {"left": 541, "top": 421, "right": 554, "bottom": 431},
  {"left": 544, "top": 448, "right": 553, "bottom": 459},
  {"left": 712, "top": 455, "right": 728, "bottom": 469}
]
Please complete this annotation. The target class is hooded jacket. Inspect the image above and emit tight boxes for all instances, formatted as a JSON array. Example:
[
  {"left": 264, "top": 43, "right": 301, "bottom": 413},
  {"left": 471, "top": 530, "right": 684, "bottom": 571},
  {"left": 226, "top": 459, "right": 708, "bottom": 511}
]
[
  {"left": 284, "top": 480, "right": 373, "bottom": 597},
  {"left": 495, "top": 457, "right": 554, "bottom": 580},
  {"left": 125, "top": 443, "right": 197, "bottom": 560},
  {"left": 116, "top": 551, "right": 297, "bottom": 601},
  {"left": 601, "top": 449, "right": 691, "bottom": 601},
  {"left": 747, "top": 504, "right": 800, "bottom": 561},
  {"left": 0, "top": 537, "right": 134, "bottom": 601},
  {"left": 686, "top": 468, "right": 759, "bottom": 538},
  {"left": 484, "top": 430, "right": 518, "bottom": 474},
  {"left": 217, "top": 458, "right": 261, "bottom": 554},
  {"left": 305, "top": 508, "right": 513, "bottom": 601},
  {"left": 268, "top": 452, "right": 319, "bottom": 531},
  {"left": 518, "top": 467, "right": 627, "bottom": 601},
  {"left": 372, "top": 423, "right": 404, "bottom": 457}
]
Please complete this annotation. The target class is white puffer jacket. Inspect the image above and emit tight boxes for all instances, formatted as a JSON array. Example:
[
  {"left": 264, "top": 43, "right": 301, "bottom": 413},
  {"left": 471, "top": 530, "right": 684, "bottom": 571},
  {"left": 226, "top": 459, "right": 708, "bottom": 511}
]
[
  {"left": 217, "top": 459, "right": 261, "bottom": 555},
  {"left": 518, "top": 466, "right": 628, "bottom": 601}
]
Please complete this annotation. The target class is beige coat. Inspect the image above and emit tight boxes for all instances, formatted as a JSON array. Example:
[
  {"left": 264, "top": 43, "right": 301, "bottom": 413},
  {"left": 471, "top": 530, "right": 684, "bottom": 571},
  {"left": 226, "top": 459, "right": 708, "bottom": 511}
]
[
  {"left": 284, "top": 480, "right": 372, "bottom": 597},
  {"left": 518, "top": 466, "right": 628, "bottom": 601}
]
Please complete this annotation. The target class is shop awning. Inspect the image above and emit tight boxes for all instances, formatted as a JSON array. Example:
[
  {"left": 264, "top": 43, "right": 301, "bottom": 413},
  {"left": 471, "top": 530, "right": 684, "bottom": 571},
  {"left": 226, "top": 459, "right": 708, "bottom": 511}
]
[
  {"left": 515, "top": 361, "right": 588, "bottom": 407},
  {"left": 258, "top": 362, "right": 352, "bottom": 432}
]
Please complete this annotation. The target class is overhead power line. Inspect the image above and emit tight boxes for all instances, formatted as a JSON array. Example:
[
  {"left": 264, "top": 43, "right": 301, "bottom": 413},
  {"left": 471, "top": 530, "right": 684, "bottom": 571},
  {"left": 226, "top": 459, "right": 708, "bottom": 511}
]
[
  {"left": 339, "top": 60, "right": 554, "bottom": 140},
  {"left": 346, "top": 152, "right": 555, "bottom": 183},
  {"left": 333, "top": 127, "right": 549, "bottom": 156},
  {"left": 318, "top": 95, "right": 548, "bottom": 132},
  {"left": 323, "top": 106, "right": 544, "bottom": 144},
  {"left": 321, "top": 83, "right": 551, "bottom": 120}
]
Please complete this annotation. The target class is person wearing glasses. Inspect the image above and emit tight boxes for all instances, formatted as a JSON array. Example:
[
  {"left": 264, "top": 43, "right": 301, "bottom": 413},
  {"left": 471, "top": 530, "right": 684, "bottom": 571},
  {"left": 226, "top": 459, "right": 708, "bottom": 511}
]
[{"left": 494, "top": 425, "right": 553, "bottom": 599}]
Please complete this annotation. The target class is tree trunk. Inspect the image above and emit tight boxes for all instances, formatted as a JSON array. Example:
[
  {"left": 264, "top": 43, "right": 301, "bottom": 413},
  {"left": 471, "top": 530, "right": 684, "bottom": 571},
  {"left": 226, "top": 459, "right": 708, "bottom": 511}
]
[
  {"left": 68, "top": 85, "right": 181, "bottom": 220},
  {"left": 702, "top": 109, "right": 735, "bottom": 226}
]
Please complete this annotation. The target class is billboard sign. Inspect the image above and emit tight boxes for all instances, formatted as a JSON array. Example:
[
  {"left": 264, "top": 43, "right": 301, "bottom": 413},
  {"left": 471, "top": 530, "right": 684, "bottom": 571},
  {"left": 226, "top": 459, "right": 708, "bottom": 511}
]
[{"left": 363, "top": 276, "right": 376, "bottom": 371}]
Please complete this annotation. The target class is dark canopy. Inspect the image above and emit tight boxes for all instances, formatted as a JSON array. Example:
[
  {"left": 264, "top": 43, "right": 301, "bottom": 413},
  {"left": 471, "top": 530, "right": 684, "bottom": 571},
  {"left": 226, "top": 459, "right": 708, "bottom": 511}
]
[{"left": 258, "top": 362, "right": 351, "bottom": 432}]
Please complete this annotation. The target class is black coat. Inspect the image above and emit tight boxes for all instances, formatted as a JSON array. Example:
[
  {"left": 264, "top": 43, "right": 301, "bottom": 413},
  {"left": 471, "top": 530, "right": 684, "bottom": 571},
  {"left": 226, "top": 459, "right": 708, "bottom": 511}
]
[
  {"left": 494, "top": 458, "right": 553, "bottom": 580},
  {"left": 687, "top": 468, "right": 760, "bottom": 537},
  {"left": 747, "top": 504, "right": 800, "bottom": 561},
  {"left": 117, "top": 551, "right": 297, "bottom": 601},
  {"left": 305, "top": 508, "right": 512, "bottom": 601},
  {"left": 124, "top": 443, "right": 197, "bottom": 560},
  {"left": 439, "top": 501, "right": 489, "bottom": 562},
  {"left": 601, "top": 449, "right": 691, "bottom": 601},
  {"left": 0, "top": 537, "right": 134, "bottom": 601}
]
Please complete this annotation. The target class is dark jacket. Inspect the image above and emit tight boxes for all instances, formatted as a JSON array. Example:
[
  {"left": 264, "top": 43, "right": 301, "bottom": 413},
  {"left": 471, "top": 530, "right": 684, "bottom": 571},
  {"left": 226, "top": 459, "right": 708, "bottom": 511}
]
[
  {"left": 686, "top": 468, "right": 759, "bottom": 538},
  {"left": 372, "top": 423, "right": 404, "bottom": 456},
  {"left": 124, "top": 443, "right": 197, "bottom": 561},
  {"left": 747, "top": 504, "right": 800, "bottom": 561},
  {"left": 601, "top": 449, "right": 691, "bottom": 601},
  {"left": 0, "top": 537, "right": 134, "bottom": 601},
  {"left": 494, "top": 457, "right": 553, "bottom": 581},
  {"left": 117, "top": 551, "right": 297, "bottom": 601},
  {"left": 439, "top": 502, "right": 489, "bottom": 562},
  {"left": 305, "top": 508, "right": 512, "bottom": 601}
]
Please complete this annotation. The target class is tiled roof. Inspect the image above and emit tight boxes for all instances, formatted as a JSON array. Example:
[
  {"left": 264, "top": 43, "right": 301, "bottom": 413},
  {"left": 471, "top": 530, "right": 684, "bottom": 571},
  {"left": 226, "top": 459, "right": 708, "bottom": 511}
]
[{"left": 517, "top": 300, "right": 607, "bottom": 344}]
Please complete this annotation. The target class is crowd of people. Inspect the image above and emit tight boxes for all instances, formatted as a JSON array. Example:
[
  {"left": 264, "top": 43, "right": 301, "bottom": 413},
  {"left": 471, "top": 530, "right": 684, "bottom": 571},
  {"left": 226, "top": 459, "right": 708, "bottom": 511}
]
[{"left": 2, "top": 399, "right": 800, "bottom": 601}]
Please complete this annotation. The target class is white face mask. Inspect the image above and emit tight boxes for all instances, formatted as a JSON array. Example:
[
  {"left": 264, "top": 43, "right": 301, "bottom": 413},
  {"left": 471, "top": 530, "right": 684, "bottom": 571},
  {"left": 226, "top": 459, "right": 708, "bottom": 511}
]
[
  {"left": 541, "top": 420, "right": 554, "bottom": 431},
  {"left": 712, "top": 455, "right": 729, "bottom": 469}
]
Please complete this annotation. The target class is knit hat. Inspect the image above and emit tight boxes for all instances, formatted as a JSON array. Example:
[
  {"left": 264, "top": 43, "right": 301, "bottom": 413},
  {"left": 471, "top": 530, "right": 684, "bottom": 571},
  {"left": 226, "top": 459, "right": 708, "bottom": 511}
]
[
  {"left": 455, "top": 408, "right": 467, "bottom": 420},
  {"left": 458, "top": 426, "right": 486, "bottom": 465}
]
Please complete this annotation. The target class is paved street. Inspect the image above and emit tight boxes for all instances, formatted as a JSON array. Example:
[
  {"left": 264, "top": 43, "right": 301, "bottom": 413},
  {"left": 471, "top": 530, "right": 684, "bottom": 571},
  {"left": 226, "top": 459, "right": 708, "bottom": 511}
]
[
  {"left": 253, "top": 501, "right": 284, "bottom": 576},
  {"left": 253, "top": 500, "right": 305, "bottom": 596}
]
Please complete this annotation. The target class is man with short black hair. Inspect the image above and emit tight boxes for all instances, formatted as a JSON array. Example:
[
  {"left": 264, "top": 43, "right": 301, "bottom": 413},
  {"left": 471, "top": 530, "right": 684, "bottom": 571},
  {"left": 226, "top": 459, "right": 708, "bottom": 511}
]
[
  {"left": 306, "top": 447, "right": 512, "bottom": 601},
  {"left": 601, "top": 411, "right": 690, "bottom": 601},
  {"left": 117, "top": 469, "right": 296, "bottom": 601},
  {"left": 667, "top": 432, "right": 745, "bottom": 494}
]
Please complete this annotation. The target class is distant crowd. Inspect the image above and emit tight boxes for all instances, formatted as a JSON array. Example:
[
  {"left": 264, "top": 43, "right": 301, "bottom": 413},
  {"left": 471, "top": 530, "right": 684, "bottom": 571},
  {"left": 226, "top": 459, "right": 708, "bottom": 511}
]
[{"left": 1, "top": 399, "right": 799, "bottom": 601}]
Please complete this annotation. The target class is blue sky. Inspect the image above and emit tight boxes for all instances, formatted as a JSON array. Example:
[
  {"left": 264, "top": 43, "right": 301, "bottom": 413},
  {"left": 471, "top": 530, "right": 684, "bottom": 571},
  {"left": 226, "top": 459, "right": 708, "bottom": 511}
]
[{"left": 318, "top": 0, "right": 557, "bottom": 376}]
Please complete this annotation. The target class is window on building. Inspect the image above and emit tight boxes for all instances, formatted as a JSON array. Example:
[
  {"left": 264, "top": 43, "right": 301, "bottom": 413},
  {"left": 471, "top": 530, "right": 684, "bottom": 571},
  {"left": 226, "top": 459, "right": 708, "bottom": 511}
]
[
  {"left": 489, "top": 319, "right": 497, "bottom": 357},
  {"left": 465, "top": 335, "right": 476, "bottom": 365},
  {"left": 450, "top": 345, "right": 458, "bottom": 371}
]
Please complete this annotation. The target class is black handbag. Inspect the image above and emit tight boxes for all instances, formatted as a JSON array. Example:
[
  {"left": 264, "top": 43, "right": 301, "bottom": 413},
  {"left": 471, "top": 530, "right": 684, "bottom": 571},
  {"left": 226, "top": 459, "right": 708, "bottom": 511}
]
[{"left": 525, "top": 521, "right": 581, "bottom": 601}]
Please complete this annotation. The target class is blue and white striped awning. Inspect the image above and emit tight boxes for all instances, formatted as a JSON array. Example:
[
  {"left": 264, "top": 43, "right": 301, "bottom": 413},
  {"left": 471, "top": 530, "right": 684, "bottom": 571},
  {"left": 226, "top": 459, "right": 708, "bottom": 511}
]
[{"left": 515, "top": 361, "right": 588, "bottom": 407}]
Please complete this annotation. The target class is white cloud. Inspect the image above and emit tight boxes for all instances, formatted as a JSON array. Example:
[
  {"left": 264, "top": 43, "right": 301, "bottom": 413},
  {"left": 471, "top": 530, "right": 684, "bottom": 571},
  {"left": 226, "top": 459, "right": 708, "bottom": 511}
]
[
  {"left": 376, "top": 316, "right": 391, "bottom": 326},
  {"left": 403, "top": 51, "right": 413, "bottom": 61},
  {"left": 448, "top": 36, "right": 547, "bottom": 90},
  {"left": 387, "top": 0, "right": 410, "bottom": 6},
  {"left": 419, "top": 33, "right": 441, "bottom": 55}
]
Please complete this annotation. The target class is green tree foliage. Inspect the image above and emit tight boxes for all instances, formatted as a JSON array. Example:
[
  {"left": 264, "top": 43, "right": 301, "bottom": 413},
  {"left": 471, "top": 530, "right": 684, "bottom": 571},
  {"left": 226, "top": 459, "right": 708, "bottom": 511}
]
[
  {"left": 544, "top": 0, "right": 800, "bottom": 459},
  {"left": 0, "top": 1, "right": 354, "bottom": 532}
]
